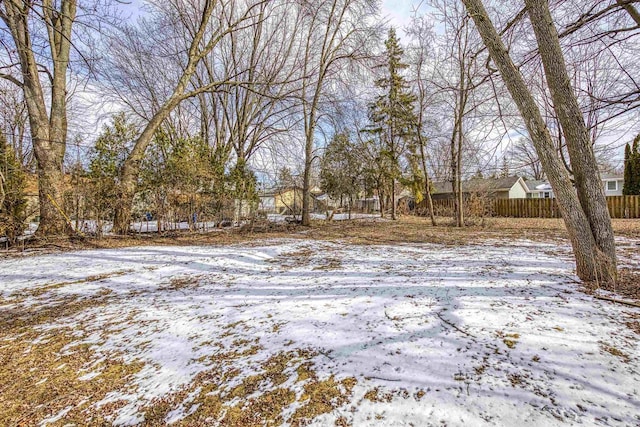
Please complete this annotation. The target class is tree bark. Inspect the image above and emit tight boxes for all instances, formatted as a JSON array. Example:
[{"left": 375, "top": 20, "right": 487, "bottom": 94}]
[
  {"left": 0, "top": 0, "right": 77, "bottom": 236},
  {"left": 301, "top": 111, "right": 315, "bottom": 226},
  {"left": 418, "top": 134, "right": 436, "bottom": 225},
  {"left": 616, "top": 0, "right": 640, "bottom": 26},
  {"left": 524, "top": 0, "right": 617, "bottom": 279},
  {"left": 113, "top": 0, "right": 220, "bottom": 234},
  {"left": 461, "top": 0, "right": 616, "bottom": 283},
  {"left": 113, "top": 100, "right": 180, "bottom": 234}
]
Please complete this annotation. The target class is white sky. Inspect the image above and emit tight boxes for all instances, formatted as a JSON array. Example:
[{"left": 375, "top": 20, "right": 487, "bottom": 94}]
[
  {"left": 122, "top": 0, "right": 417, "bottom": 30},
  {"left": 381, "top": 0, "right": 416, "bottom": 32}
]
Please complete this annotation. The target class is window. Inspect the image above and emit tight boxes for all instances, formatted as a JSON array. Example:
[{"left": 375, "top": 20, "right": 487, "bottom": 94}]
[
  {"left": 543, "top": 192, "right": 551, "bottom": 199},
  {"left": 606, "top": 181, "right": 617, "bottom": 191}
]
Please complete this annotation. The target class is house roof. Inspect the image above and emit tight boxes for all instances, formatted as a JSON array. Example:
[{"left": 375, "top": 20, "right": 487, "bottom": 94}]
[
  {"left": 601, "top": 173, "right": 623, "bottom": 180},
  {"left": 524, "top": 180, "right": 552, "bottom": 192},
  {"left": 432, "top": 176, "right": 522, "bottom": 195},
  {"left": 259, "top": 186, "right": 326, "bottom": 199}
]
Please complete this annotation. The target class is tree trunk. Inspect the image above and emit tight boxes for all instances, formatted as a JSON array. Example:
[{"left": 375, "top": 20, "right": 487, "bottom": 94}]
[
  {"left": 391, "top": 177, "right": 397, "bottom": 220},
  {"left": 451, "top": 125, "right": 461, "bottom": 227},
  {"left": 302, "top": 128, "right": 313, "bottom": 226},
  {"left": 461, "top": 0, "right": 616, "bottom": 283},
  {"left": 419, "top": 137, "right": 436, "bottom": 226},
  {"left": 525, "top": 0, "right": 617, "bottom": 279},
  {"left": 113, "top": 99, "right": 182, "bottom": 234},
  {"left": 33, "top": 140, "right": 70, "bottom": 235},
  {"left": 1, "top": 0, "right": 77, "bottom": 236},
  {"left": 456, "top": 121, "right": 464, "bottom": 227}
]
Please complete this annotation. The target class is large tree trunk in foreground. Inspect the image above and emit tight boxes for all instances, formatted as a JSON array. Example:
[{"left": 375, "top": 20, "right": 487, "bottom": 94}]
[
  {"left": 461, "top": 0, "right": 616, "bottom": 283},
  {"left": 525, "top": 0, "right": 617, "bottom": 278},
  {"left": 1, "top": 0, "right": 77, "bottom": 236}
]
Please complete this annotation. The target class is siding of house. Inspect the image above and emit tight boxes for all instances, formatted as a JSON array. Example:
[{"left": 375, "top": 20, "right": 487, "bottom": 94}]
[
  {"left": 603, "top": 178, "right": 624, "bottom": 196},
  {"left": 275, "top": 189, "right": 303, "bottom": 214},
  {"left": 508, "top": 180, "right": 529, "bottom": 199}
]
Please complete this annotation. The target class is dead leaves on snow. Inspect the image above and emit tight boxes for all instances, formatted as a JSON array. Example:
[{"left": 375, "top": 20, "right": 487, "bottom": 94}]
[{"left": 141, "top": 347, "right": 358, "bottom": 427}]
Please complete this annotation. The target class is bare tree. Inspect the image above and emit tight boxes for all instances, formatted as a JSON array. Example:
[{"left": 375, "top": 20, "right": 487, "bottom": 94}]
[
  {"left": 111, "top": 0, "right": 268, "bottom": 234},
  {"left": 509, "top": 136, "right": 544, "bottom": 180},
  {"left": 428, "top": 0, "right": 494, "bottom": 227},
  {"left": 209, "top": 0, "right": 303, "bottom": 222},
  {"left": 0, "top": 0, "right": 77, "bottom": 235},
  {"left": 406, "top": 14, "right": 438, "bottom": 225},
  {"left": 296, "top": 0, "right": 379, "bottom": 226},
  {"left": 461, "top": 0, "right": 617, "bottom": 284}
]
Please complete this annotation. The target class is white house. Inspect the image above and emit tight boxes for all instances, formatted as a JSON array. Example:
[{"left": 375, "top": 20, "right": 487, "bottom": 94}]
[
  {"left": 525, "top": 174, "right": 624, "bottom": 198},
  {"left": 525, "top": 180, "right": 554, "bottom": 199},
  {"left": 601, "top": 174, "right": 624, "bottom": 196}
]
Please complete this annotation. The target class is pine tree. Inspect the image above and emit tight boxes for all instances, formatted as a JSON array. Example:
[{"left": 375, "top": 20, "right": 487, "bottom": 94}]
[
  {"left": 623, "top": 143, "right": 632, "bottom": 195},
  {"left": 623, "top": 135, "right": 640, "bottom": 195},
  {"left": 88, "top": 113, "right": 137, "bottom": 234},
  {"left": 320, "top": 133, "right": 363, "bottom": 214},
  {"left": 366, "top": 28, "right": 418, "bottom": 220}
]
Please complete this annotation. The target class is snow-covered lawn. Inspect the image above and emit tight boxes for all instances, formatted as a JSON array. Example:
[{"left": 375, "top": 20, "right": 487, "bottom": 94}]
[{"left": 0, "top": 237, "right": 638, "bottom": 426}]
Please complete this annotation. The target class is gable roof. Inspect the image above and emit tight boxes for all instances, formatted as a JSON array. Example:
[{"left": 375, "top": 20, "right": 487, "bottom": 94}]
[{"left": 432, "top": 176, "right": 522, "bottom": 195}]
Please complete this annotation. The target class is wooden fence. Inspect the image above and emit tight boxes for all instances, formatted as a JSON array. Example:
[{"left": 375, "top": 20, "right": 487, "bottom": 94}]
[{"left": 427, "top": 195, "right": 640, "bottom": 219}]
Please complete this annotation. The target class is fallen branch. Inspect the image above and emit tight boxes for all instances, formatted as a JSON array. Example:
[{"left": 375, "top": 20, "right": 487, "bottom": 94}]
[
  {"left": 594, "top": 295, "right": 640, "bottom": 308},
  {"left": 364, "top": 376, "right": 402, "bottom": 382},
  {"left": 435, "top": 311, "right": 477, "bottom": 339}
]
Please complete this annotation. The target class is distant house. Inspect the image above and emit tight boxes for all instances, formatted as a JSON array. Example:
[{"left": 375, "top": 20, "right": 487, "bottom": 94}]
[
  {"left": 525, "top": 180, "right": 554, "bottom": 199},
  {"left": 354, "top": 196, "right": 380, "bottom": 212},
  {"left": 258, "top": 187, "right": 302, "bottom": 214},
  {"left": 258, "top": 186, "right": 324, "bottom": 214},
  {"left": 601, "top": 174, "right": 624, "bottom": 196},
  {"left": 431, "top": 176, "right": 529, "bottom": 200},
  {"left": 524, "top": 174, "right": 624, "bottom": 199}
]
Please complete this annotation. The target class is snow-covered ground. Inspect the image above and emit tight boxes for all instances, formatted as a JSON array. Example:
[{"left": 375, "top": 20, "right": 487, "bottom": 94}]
[
  {"left": 0, "top": 213, "right": 380, "bottom": 242},
  {"left": 1, "top": 238, "right": 638, "bottom": 426}
]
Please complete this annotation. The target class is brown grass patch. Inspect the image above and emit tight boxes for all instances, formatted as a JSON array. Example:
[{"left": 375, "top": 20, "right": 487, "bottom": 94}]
[
  {"left": 0, "top": 325, "right": 143, "bottom": 426},
  {"left": 363, "top": 387, "right": 394, "bottom": 403},
  {"left": 291, "top": 376, "right": 357, "bottom": 426},
  {"left": 600, "top": 343, "right": 631, "bottom": 362},
  {"left": 496, "top": 331, "right": 520, "bottom": 349},
  {"left": 159, "top": 275, "right": 203, "bottom": 291},
  {"left": 140, "top": 348, "right": 356, "bottom": 426}
]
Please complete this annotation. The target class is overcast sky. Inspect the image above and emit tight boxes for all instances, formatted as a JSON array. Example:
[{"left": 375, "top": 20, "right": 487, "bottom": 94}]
[
  {"left": 122, "top": 0, "right": 418, "bottom": 32},
  {"left": 381, "top": 0, "right": 415, "bottom": 32}
]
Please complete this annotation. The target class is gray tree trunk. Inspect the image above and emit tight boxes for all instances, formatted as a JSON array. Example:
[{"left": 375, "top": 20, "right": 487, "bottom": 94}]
[
  {"left": 0, "top": 0, "right": 77, "bottom": 236},
  {"left": 525, "top": 0, "right": 617, "bottom": 280},
  {"left": 461, "top": 0, "right": 617, "bottom": 283}
]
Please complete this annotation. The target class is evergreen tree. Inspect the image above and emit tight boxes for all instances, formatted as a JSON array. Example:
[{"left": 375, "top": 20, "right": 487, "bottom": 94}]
[
  {"left": 0, "top": 133, "right": 27, "bottom": 244},
  {"left": 366, "top": 28, "right": 418, "bottom": 220},
  {"left": 623, "top": 135, "right": 640, "bottom": 195},
  {"left": 320, "top": 133, "right": 363, "bottom": 211},
  {"left": 500, "top": 156, "right": 510, "bottom": 178},
  {"left": 623, "top": 143, "right": 632, "bottom": 195},
  {"left": 88, "top": 113, "right": 137, "bottom": 234},
  {"left": 401, "top": 142, "right": 425, "bottom": 205}
]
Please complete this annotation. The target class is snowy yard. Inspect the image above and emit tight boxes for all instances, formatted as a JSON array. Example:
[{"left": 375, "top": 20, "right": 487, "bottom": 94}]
[{"left": 1, "top": 234, "right": 639, "bottom": 426}]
